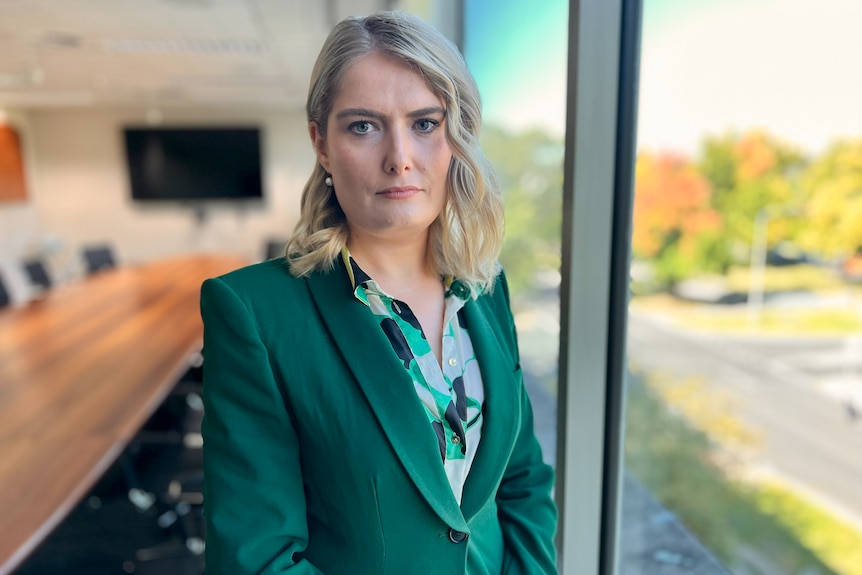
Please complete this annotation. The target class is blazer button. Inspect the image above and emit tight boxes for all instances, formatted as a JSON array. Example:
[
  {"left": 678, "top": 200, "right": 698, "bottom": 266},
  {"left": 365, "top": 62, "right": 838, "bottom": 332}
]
[{"left": 448, "top": 529, "right": 468, "bottom": 544}]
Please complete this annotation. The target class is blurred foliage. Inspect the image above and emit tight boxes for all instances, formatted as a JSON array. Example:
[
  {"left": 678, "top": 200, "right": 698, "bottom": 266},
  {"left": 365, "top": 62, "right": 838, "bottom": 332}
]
[
  {"left": 634, "top": 130, "right": 862, "bottom": 290},
  {"left": 796, "top": 139, "right": 862, "bottom": 259},
  {"left": 647, "top": 374, "right": 761, "bottom": 453},
  {"left": 480, "top": 121, "right": 860, "bottom": 299},
  {"left": 699, "top": 130, "right": 807, "bottom": 256},
  {"left": 754, "top": 480, "right": 862, "bottom": 575},
  {"left": 632, "top": 152, "right": 726, "bottom": 286},
  {"left": 481, "top": 124, "right": 563, "bottom": 295},
  {"left": 625, "top": 370, "right": 848, "bottom": 574}
]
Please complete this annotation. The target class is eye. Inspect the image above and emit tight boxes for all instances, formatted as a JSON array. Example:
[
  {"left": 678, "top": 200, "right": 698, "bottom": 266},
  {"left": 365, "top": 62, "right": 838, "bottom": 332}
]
[
  {"left": 414, "top": 119, "right": 440, "bottom": 133},
  {"left": 349, "top": 120, "right": 375, "bottom": 135}
]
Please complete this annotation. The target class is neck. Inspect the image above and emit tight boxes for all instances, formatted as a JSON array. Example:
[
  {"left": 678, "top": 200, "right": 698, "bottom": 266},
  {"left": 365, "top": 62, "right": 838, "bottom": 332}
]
[{"left": 347, "top": 232, "right": 437, "bottom": 296}]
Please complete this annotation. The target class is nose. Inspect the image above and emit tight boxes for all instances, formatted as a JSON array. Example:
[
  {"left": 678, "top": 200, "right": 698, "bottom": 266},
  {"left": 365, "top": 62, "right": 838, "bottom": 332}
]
[{"left": 383, "top": 127, "right": 412, "bottom": 175}]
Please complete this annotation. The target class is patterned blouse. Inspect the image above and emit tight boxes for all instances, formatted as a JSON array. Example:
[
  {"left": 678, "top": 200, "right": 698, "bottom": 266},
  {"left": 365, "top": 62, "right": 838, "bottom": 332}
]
[{"left": 342, "top": 249, "right": 485, "bottom": 504}]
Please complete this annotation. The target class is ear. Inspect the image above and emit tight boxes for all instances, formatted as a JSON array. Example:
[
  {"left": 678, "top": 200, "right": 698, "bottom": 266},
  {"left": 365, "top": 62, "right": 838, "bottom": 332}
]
[{"left": 309, "top": 122, "right": 331, "bottom": 172}]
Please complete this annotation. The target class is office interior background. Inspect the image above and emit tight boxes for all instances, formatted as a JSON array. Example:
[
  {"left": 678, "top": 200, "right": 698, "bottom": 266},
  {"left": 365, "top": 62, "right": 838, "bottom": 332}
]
[{"left": 1, "top": 0, "right": 861, "bottom": 574}]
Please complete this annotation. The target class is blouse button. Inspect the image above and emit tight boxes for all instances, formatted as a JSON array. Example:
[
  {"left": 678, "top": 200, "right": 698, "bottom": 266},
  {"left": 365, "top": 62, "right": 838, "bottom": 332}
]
[
  {"left": 451, "top": 434, "right": 461, "bottom": 445},
  {"left": 448, "top": 529, "right": 468, "bottom": 544},
  {"left": 448, "top": 357, "right": 457, "bottom": 367}
]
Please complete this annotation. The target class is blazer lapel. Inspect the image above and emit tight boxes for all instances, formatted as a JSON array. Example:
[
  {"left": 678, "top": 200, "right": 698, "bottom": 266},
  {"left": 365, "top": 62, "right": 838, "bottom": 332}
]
[
  {"left": 459, "top": 294, "right": 519, "bottom": 521},
  {"left": 305, "top": 263, "right": 468, "bottom": 532}
]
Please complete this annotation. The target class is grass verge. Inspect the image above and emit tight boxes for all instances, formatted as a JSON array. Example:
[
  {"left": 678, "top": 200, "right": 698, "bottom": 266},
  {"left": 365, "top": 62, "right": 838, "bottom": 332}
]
[
  {"left": 624, "top": 369, "right": 862, "bottom": 574},
  {"left": 631, "top": 293, "right": 862, "bottom": 335},
  {"left": 632, "top": 264, "right": 862, "bottom": 335},
  {"left": 753, "top": 479, "right": 862, "bottom": 575}
]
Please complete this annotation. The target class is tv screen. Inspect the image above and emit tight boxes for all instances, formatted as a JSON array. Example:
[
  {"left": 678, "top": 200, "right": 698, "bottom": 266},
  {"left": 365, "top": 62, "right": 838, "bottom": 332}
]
[{"left": 123, "top": 127, "right": 263, "bottom": 202}]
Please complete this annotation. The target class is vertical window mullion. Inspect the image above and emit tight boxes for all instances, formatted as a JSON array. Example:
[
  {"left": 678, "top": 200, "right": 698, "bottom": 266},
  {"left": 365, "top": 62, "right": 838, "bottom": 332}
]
[{"left": 556, "top": 0, "right": 637, "bottom": 573}]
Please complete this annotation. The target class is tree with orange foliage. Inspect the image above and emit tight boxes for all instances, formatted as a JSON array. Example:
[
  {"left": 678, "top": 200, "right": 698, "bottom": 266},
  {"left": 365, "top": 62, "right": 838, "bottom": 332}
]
[{"left": 633, "top": 151, "right": 723, "bottom": 287}]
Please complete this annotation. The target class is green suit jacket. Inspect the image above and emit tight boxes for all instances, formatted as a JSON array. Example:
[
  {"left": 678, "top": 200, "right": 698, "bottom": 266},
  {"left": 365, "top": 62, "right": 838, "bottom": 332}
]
[{"left": 200, "top": 257, "right": 557, "bottom": 574}]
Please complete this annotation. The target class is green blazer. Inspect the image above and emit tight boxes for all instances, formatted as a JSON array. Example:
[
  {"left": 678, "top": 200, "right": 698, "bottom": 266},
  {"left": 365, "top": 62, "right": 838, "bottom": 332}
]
[{"left": 200, "top": 257, "right": 557, "bottom": 575}]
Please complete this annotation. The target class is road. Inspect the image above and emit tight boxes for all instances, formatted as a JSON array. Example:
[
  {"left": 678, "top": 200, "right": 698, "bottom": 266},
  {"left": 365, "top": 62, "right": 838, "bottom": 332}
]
[
  {"left": 625, "top": 311, "right": 862, "bottom": 528},
  {"left": 516, "top": 298, "right": 862, "bottom": 526}
]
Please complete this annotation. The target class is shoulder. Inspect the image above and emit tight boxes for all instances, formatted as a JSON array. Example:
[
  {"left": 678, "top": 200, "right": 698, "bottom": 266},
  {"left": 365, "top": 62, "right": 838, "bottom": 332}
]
[
  {"left": 200, "top": 257, "right": 346, "bottom": 348},
  {"left": 201, "top": 258, "right": 317, "bottom": 312},
  {"left": 202, "top": 257, "right": 347, "bottom": 311},
  {"left": 474, "top": 267, "right": 514, "bottom": 313},
  {"left": 470, "top": 267, "right": 517, "bottom": 333},
  {"left": 212, "top": 258, "right": 296, "bottom": 291}
]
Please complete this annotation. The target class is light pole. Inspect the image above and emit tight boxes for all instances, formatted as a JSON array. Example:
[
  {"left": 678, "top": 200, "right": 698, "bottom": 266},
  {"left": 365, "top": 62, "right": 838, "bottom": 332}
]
[{"left": 747, "top": 209, "right": 769, "bottom": 328}]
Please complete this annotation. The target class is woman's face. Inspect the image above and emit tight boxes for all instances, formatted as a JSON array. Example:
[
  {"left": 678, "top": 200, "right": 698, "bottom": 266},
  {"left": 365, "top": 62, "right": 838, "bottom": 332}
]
[{"left": 310, "top": 51, "right": 452, "bottom": 246}]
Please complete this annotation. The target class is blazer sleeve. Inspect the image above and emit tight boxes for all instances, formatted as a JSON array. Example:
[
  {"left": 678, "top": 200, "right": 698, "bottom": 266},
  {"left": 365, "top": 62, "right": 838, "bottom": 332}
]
[
  {"left": 495, "top": 273, "right": 559, "bottom": 574},
  {"left": 200, "top": 277, "right": 323, "bottom": 575}
]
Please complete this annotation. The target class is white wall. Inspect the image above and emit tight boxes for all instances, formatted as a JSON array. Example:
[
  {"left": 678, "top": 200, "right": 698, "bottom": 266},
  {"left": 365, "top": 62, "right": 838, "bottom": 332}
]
[{"left": 0, "top": 106, "right": 313, "bottom": 289}]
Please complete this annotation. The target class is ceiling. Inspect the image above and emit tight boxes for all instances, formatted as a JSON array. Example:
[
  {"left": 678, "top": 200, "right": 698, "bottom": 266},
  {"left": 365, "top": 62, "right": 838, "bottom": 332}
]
[{"left": 0, "top": 0, "right": 396, "bottom": 113}]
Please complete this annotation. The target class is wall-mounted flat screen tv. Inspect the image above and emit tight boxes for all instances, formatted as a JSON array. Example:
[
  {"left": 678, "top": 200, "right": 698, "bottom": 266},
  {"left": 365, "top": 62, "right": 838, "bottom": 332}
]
[{"left": 123, "top": 127, "right": 263, "bottom": 202}]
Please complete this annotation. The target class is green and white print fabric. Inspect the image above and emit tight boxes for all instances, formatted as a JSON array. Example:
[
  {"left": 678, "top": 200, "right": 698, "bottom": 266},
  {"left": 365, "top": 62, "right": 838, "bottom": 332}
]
[{"left": 345, "top": 254, "right": 485, "bottom": 504}]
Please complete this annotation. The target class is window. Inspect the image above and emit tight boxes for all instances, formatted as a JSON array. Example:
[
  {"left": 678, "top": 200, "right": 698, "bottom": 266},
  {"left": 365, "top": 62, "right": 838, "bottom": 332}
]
[
  {"left": 624, "top": 1, "right": 862, "bottom": 574},
  {"left": 463, "top": 0, "right": 568, "bottom": 476}
]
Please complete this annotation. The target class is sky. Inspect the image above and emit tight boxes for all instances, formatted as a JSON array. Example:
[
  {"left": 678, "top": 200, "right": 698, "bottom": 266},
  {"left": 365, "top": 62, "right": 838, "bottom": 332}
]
[
  {"left": 465, "top": 0, "right": 862, "bottom": 155},
  {"left": 464, "top": 0, "right": 568, "bottom": 136}
]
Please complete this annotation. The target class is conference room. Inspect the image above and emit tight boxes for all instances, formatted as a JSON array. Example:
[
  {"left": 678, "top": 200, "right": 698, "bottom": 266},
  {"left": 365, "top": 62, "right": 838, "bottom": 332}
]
[
  {"left": 0, "top": 2, "right": 409, "bottom": 573},
  {"left": 0, "top": 0, "right": 708, "bottom": 574}
]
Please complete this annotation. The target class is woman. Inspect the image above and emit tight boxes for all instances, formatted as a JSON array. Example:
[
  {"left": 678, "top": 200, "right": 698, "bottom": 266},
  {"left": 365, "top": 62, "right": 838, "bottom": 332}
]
[{"left": 200, "top": 10, "right": 557, "bottom": 575}]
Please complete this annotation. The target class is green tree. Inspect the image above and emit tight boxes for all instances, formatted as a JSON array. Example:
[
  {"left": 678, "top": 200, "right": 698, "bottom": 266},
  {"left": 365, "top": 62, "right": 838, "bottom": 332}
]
[
  {"left": 481, "top": 125, "right": 564, "bottom": 295},
  {"left": 796, "top": 138, "right": 862, "bottom": 261},
  {"left": 698, "top": 130, "right": 807, "bottom": 265}
]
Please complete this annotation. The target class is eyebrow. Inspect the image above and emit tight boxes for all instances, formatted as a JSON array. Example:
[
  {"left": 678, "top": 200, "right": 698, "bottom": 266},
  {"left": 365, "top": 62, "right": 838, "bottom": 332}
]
[{"left": 334, "top": 106, "right": 446, "bottom": 120}]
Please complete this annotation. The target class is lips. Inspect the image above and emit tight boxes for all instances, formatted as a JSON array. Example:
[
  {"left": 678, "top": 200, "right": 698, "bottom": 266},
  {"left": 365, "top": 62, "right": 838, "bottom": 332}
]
[{"left": 377, "top": 186, "right": 421, "bottom": 198}]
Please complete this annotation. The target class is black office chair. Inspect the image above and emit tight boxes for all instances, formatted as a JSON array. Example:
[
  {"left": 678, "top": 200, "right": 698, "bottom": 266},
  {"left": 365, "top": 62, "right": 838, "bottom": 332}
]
[
  {"left": 0, "top": 272, "right": 10, "bottom": 308},
  {"left": 82, "top": 245, "right": 117, "bottom": 275},
  {"left": 117, "top": 353, "right": 207, "bottom": 572},
  {"left": 22, "top": 258, "right": 52, "bottom": 291},
  {"left": 124, "top": 370, "right": 206, "bottom": 573}
]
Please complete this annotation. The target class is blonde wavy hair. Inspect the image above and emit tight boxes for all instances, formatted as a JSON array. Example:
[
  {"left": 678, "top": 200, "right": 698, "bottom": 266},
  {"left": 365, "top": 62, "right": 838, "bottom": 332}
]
[{"left": 286, "top": 11, "right": 504, "bottom": 294}]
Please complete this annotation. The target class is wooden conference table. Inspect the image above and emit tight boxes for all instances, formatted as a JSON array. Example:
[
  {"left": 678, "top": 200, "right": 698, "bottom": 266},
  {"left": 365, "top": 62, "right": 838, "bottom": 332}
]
[{"left": 0, "top": 253, "right": 246, "bottom": 574}]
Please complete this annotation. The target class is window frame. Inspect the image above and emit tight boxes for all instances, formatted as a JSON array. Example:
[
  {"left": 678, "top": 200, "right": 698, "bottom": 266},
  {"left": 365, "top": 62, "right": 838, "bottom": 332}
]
[
  {"left": 429, "top": 1, "right": 643, "bottom": 572},
  {"left": 555, "top": 0, "right": 642, "bottom": 573}
]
